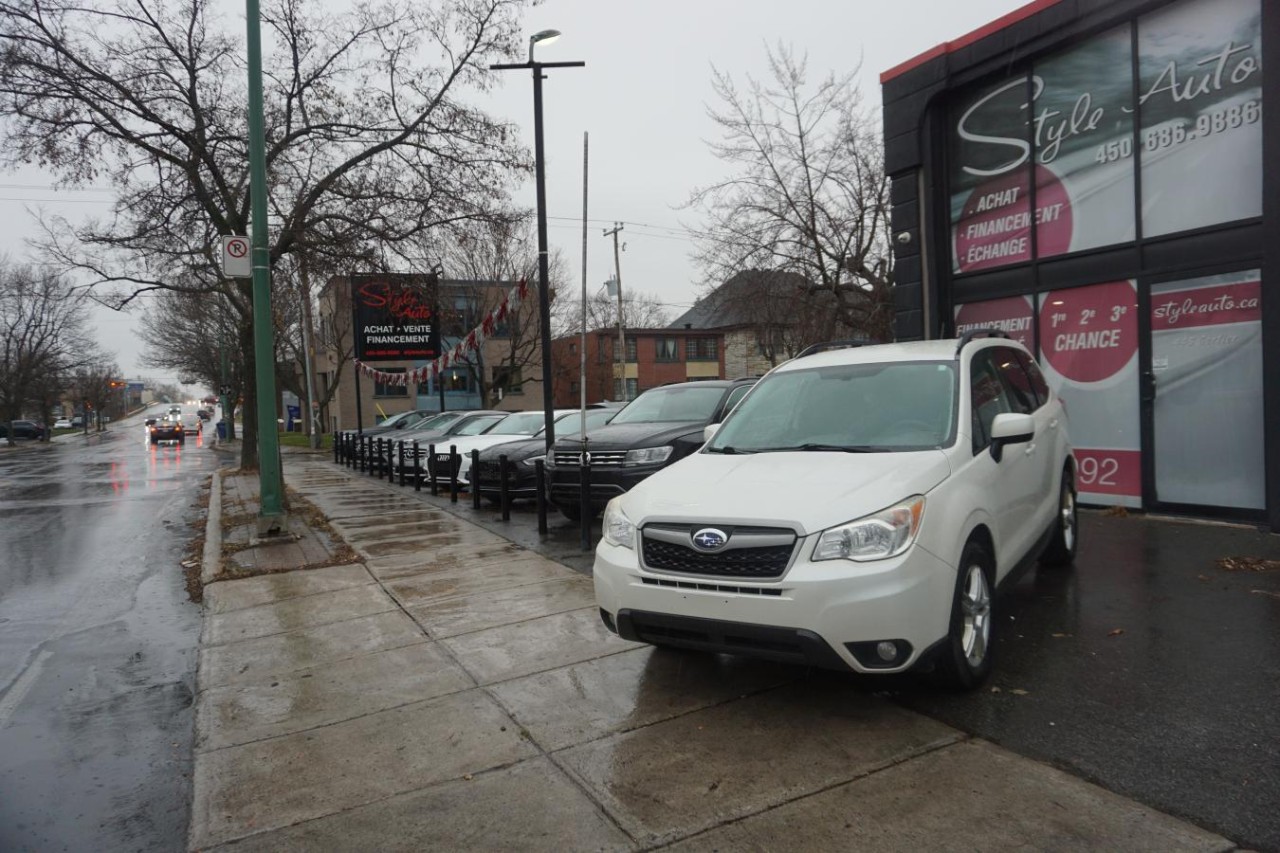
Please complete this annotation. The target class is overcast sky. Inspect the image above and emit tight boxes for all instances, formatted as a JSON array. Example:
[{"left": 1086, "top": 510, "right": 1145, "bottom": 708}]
[{"left": 0, "top": 0, "right": 1030, "bottom": 387}]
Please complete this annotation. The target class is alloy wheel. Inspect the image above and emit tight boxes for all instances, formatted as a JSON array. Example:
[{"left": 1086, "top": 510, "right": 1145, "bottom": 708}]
[{"left": 960, "top": 564, "right": 991, "bottom": 667}]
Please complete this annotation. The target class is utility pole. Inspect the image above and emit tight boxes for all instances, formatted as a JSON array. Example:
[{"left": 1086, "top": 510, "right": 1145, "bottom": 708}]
[{"left": 603, "top": 222, "right": 626, "bottom": 401}]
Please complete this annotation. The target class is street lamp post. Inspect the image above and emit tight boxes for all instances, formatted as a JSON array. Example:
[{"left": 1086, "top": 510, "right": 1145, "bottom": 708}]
[
  {"left": 245, "top": 0, "right": 285, "bottom": 533},
  {"left": 492, "top": 31, "right": 584, "bottom": 452}
]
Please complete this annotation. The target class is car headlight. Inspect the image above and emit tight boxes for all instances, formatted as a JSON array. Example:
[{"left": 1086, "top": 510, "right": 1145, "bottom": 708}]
[
  {"left": 602, "top": 499, "right": 636, "bottom": 549},
  {"left": 812, "top": 496, "right": 926, "bottom": 562},
  {"left": 622, "top": 445, "right": 673, "bottom": 467},
  {"left": 519, "top": 454, "right": 545, "bottom": 469}
]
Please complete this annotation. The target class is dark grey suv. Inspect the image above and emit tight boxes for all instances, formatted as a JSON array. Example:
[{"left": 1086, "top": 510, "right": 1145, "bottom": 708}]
[{"left": 545, "top": 378, "right": 756, "bottom": 519}]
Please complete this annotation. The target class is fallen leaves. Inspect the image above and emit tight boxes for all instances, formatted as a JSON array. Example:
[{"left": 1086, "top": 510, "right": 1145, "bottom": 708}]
[
  {"left": 1250, "top": 589, "right": 1280, "bottom": 600},
  {"left": 1103, "top": 505, "right": 1129, "bottom": 517},
  {"left": 1218, "top": 556, "right": 1280, "bottom": 573},
  {"left": 1051, "top": 632, "right": 1071, "bottom": 638},
  {"left": 1107, "top": 628, "right": 1125, "bottom": 637}
]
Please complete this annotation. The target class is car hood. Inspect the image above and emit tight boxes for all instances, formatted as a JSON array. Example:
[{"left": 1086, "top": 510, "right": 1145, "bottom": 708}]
[
  {"left": 476, "top": 438, "right": 546, "bottom": 463},
  {"left": 439, "top": 433, "right": 536, "bottom": 454},
  {"left": 622, "top": 449, "right": 953, "bottom": 535},
  {"left": 555, "top": 421, "right": 702, "bottom": 452}
]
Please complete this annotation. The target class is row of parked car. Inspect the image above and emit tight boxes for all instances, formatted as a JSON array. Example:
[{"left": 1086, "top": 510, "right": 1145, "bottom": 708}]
[{"left": 335, "top": 332, "right": 1080, "bottom": 690}]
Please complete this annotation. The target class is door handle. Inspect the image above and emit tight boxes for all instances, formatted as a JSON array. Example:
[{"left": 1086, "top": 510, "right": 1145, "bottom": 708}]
[
  {"left": 1024, "top": 443, "right": 1036, "bottom": 456},
  {"left": 1140, "top": 371, "right": 1157, "bottom": 403},
  {"left": 1049, "top": 418, "right": 1059, "bottom": 430}
]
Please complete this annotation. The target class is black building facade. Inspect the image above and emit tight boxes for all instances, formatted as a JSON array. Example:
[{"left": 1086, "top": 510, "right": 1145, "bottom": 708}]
[{"left": 882, "top": 0, "right": 1278, "bottom": 531}]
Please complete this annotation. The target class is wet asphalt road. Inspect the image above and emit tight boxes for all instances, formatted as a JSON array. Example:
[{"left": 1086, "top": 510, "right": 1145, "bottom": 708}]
[
  {"left": 345, "top": 460, "right": 1280, "bottom": 851},
  {"left": 0, "top": 412, "right": 206, "bottom": 852}
]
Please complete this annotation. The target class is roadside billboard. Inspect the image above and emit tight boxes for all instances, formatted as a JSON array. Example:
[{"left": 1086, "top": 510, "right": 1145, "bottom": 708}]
[{"left": 350, "top": 274, "right": 440, "bottom": 362}]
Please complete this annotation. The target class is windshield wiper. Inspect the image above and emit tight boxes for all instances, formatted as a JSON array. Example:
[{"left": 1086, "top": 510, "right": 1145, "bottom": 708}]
[{"left": 705, "top": 445, "right": 753, "bottom": 454}]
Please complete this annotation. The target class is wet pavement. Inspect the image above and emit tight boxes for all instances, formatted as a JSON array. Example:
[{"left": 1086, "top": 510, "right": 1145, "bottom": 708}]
[
  {"left": 188, "top": 451, "right": 1272, "bottom": 851},
  {"left": 0, "top": 412, "right": 207, "bottom": 852}
]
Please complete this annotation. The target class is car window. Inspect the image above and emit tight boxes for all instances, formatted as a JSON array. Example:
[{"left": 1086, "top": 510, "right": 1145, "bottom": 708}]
[
  {"left": 718, "top": 384, "right": 753, "bottom": 420},
  {"left": 1014, "top": 350, "right": 1051, "bottom": 406},
  {"left": 970, "top": 350, "right": 1016, "bottom": 454},
  {"left": 707, "top": 361, "right": 957, "bottom": 452},
  {"left": 609, "top": 386, "right": 727, "bottom": 424},
  {"left": 992, "top": 346, "right": 1037, "bottom": 414}
]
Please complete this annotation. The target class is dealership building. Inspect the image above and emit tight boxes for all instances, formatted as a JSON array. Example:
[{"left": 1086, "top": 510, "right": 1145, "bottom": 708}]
[{"left": 881, "top": 0, "right": 1277, "bottom": 530}]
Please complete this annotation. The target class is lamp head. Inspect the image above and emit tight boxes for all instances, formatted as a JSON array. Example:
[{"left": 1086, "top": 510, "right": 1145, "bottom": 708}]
[{"left": 529, "top": 29, "right": 561, "bottom": 62}]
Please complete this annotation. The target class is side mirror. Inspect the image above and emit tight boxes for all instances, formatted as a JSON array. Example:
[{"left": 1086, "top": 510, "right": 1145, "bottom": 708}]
[
  {"left": 703, "top": 422, "right": 721, "bottom": 444},
  {"left": 989, "top": 412, "right": 1034, "bottom": 463}
]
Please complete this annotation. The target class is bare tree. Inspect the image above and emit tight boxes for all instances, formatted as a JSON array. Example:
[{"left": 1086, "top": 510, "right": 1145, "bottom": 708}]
[
  {"left": 69, "top": 361, "right": 121, "bottom": 430},
  {"left": 685, "top": 45, "right": 894, "bottom": 343},
  {"left": 559, "top": 289, "right": 670, "bottom": 337},
  {"left": 139, "top": 291, "right": 246, "bottom": 439},
  {"left": 0, "top": 259, "right": 98, "bottom": 443},
  {"left": 0, "top": 0, "right": 532, "bottom": 468}
]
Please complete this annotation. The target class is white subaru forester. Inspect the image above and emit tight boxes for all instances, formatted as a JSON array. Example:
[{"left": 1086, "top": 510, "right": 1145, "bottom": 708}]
[{"left": 593, "top": 332, "right": 1077, "bottom": 689}]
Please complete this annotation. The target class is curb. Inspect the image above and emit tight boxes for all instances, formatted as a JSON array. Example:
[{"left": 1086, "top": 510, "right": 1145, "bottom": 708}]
[{"left": 201, "top": 469, "right": 224, "bottom": 587}]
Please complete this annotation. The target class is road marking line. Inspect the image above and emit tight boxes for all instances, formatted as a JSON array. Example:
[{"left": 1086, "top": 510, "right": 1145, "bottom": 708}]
[{"left": 0, "top": 649, "right": 53, "bottom": 729}]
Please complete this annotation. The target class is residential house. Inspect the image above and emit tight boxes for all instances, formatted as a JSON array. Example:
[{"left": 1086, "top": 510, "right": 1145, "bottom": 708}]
[{"left": 551, "top": 327, "right": 726, "bottom": 407}]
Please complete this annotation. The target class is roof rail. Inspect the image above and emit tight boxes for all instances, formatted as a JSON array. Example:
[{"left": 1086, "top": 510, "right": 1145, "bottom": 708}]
[
  {"left": 954, "top": 327, "right": 1009, "bottom": 354},
  {"left": 793, "top": 339, "right": 866, "bottom": 360}
]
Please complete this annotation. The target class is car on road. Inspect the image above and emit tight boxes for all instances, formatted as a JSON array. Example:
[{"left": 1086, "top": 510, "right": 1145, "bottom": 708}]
[
  {"left": 593, "top": 332, "right": 1077, "bottom": 690},
  {"left": 467, "top": 408, "right": 618, "bottom": 503},
  {"left": 149, "top": 414, "right": 186, "bottom": 445},
  {"left": 1, "top": 420, "right": 46, "bottom": 440},
  {"left": 544, "top": 378, "right": 757, "bottom": 519},
  {"left": 53, "top": 418, "right": 73, "bottom": 429}
]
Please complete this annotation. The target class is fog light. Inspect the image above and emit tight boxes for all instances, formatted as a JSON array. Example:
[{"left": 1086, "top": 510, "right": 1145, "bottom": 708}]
[{"left": 845, "top": 639, "right": 914, "bottom": 669}]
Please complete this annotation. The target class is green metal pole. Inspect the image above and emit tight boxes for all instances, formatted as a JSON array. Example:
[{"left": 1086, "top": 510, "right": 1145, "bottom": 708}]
[{"left": 245, "top": 0, "right": 284, "bottom": 525}]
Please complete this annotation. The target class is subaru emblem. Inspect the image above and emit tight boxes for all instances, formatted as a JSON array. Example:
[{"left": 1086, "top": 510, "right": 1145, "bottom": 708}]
[{"left": 691, "top": 527, "right": 729, "bottom": 551}]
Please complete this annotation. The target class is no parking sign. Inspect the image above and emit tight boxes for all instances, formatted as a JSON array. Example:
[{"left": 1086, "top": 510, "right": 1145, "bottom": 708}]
[{"left": 220, "top": 235, "right": 251, "bottom": 278}]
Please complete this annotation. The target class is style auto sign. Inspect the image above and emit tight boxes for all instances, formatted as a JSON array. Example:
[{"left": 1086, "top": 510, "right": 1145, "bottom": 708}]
[
  {"left": 351, "top": 274, "right": 441, "bottom": 362},
  {"left": 950, "top": 0, "right": 1261, "bottom": 273}
]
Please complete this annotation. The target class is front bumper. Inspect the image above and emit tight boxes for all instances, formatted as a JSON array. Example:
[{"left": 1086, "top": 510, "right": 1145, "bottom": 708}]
[
  {"left": 546, "top": 465, "right": 662, "bottom": 508},
  {"left": 593, "top": 537, "right": 955, "bottom": 674}
]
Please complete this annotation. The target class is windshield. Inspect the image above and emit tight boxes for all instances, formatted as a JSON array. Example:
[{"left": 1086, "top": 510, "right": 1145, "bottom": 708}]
[
  {"left": 487, "top": 411, "right": 547, "bottom": 435},
  {"left": 545, "top": 409, "right": 614, "bottom": 438},
  {"left": 412, "top": 412, "right": 462, "bottom": 432},
  {"left": 707, "top": 361, "right": 956, "bottom": 453},
  {"left": 453, "top": 415, "right": 503, "bottom": 436},
  {"left": 610, "top": 385, "right": 726, "bottom": 425}
]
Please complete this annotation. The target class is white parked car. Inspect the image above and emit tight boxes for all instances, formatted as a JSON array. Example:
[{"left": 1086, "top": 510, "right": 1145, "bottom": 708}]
[
  {"left": 53, "top": 418, "right": 73, "bottom": 429},
  {"left": 594, "top": 332, "right": 1077, "bottom": 690},
  {"left": 428, "top": 409, "right": 577, "bottom": 482}
]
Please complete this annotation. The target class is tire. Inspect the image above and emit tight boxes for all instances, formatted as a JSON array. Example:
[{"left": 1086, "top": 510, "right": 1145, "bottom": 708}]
[
  {"left": 1040, "top": 469, "right": 1077, "bottom": 567},
  {"left": 935, "top": 540, "right": 996, "bottom": 691}
]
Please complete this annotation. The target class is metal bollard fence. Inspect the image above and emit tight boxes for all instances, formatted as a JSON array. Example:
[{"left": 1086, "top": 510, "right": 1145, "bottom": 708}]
[
  {"left": 428, "top": 444, "right": 438, "bottom": 495},
  {"left": 413, "top": 441, "right": 421, "bottom": 492},
  {"left": 535, "top": 459, "right": 547, "bottom": 535},
  {"left": 499, "top": 455, "right": 511, "bottom": 522},
  {"left": 449, "top": 445, "right": 459, "bottom": 503},
  {"left": 358, "top": 436, "right": 366, "bottom": 472},
  {"left": 471, "top": 450, "right": 481, "bottom": 509},
  {"left": 580, "top": 451, "right": 592, "bottom": 551},
  {"left": 398, "top": 441, "right": 406, "bottom": 487},
  {"left": 333, "top": 432, "right": 340, "bottom": 464},
  {"left": 371, "top": 438, "right": 381, "bottom": 477}
]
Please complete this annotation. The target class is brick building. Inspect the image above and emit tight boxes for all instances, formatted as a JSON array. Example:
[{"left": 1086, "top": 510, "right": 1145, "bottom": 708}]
[{"left": 551, "top": 327, "right": 726, "bottom": 407}]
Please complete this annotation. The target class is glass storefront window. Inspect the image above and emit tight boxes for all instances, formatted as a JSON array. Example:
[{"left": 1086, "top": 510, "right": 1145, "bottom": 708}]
[
  {"left": 1037, "top": 281, "right": 1141, "bottom": 507},
  {"left": 1150, "top": 270, "right": 1264, "bottom": 509},
  {"left": 1137, "top": 0, "right": 1261, "bottom": 238}
]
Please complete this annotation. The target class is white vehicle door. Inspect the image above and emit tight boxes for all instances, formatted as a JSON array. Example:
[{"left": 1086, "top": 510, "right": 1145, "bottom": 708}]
[{"left": 969, "top": 348, "right": 1041, "bottom": 573}]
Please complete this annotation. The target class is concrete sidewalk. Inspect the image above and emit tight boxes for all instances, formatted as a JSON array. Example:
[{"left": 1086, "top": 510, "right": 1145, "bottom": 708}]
[{"left": 189, "top": 455, "right": 1237, "bottom": 851}]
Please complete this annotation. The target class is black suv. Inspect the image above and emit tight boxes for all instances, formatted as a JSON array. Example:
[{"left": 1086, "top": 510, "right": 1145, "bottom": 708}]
[{"left": 545, "top": 378, "right": 756, "bottom": 519}]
